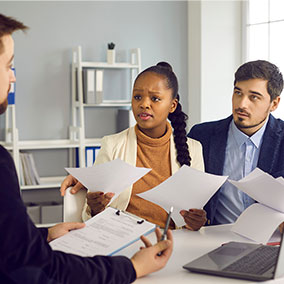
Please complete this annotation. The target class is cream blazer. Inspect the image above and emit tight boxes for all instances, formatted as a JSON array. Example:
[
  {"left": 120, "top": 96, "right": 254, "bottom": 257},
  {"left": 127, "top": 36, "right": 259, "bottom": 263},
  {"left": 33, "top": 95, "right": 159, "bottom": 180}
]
[{"left": 82, "top": 126, "right": 204, "bottom": 221}]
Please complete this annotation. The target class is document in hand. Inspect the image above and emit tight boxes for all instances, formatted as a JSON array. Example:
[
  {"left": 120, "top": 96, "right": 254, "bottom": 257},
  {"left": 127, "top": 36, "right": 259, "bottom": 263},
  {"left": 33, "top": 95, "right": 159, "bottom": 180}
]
[
  {"left": 50, "top": 207, "right": 155, "bottom": 257},
  {"left": 138, "top": 166, "right": 228, "bottom": 227},
  {"left": 65, "top": 159, "right": 151, "bottom": 200},
  {"left": 229, "top": 168, "right": 284, "bottom": 244}
]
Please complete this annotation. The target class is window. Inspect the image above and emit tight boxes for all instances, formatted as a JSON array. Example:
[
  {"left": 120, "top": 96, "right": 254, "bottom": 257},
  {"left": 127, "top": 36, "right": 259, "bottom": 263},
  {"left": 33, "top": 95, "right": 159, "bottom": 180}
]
[{"left": 246, "top": 0, "right": 284, "bottom": 118}]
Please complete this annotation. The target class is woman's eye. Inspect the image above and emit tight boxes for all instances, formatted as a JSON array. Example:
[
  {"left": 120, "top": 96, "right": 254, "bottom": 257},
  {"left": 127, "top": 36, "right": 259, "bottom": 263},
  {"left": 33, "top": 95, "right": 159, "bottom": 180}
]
[
  {"left": 133, "top": 95, "right": 141, "bottom": 100},
  {"left": 152, "top": 97, "right": 160, "bottom": 102}
]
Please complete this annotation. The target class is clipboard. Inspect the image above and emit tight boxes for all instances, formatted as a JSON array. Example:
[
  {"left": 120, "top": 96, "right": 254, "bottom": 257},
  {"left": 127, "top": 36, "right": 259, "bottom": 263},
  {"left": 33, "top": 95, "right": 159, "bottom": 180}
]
[{"left": 50, "top": 207, "right": 156, "bottom": 257}]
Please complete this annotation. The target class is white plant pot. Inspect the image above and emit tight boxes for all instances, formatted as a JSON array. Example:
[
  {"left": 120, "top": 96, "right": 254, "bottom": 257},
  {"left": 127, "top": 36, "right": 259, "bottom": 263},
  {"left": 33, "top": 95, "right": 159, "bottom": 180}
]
[{"left": 107, "top": 49, "right": 115, "bottom": 64}]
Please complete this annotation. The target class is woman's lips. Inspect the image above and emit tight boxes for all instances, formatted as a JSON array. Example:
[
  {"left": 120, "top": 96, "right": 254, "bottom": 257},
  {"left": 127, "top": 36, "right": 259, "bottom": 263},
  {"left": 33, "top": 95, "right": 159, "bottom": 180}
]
[{"left": 138, "top": 113, "right": 153, "bottom": 120}]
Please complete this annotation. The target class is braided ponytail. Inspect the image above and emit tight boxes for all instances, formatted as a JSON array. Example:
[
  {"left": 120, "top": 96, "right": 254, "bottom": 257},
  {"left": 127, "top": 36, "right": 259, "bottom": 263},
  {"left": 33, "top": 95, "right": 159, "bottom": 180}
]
[
  {"left": 135, "top": 62, "right": 191, "bottom": 167},
  {"left": 168, "top": 94, "right": 191, "bottom": 166}
]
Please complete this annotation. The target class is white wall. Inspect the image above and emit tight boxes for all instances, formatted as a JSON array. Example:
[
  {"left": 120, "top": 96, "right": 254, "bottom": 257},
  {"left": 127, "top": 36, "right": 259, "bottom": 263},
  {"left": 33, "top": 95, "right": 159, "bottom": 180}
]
[{"left": 188, "top": 0, "right": 243, "bottom": 128}]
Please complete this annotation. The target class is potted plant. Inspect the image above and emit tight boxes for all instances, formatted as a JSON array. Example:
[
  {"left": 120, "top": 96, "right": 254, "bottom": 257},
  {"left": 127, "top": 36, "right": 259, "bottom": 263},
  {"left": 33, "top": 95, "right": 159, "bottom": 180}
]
[{"left": 107, "top": 42, "right": 115, "bottom": 64}]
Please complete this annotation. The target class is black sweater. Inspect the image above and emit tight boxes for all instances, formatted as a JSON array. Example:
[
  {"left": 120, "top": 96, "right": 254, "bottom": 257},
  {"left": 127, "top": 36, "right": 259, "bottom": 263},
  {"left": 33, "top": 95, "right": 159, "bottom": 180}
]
[{"left": 0, "top": 145, "right": 136, "bottom": 284}]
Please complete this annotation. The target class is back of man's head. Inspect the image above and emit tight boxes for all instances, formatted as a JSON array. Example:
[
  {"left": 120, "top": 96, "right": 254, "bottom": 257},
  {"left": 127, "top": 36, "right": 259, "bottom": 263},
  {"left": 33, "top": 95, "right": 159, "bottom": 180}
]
[
  {"left": 0, "top": 14, "right": 28, "bottom": 54},
  {"left": 234, "top": 60, "right": 283, "bottom": 101}
]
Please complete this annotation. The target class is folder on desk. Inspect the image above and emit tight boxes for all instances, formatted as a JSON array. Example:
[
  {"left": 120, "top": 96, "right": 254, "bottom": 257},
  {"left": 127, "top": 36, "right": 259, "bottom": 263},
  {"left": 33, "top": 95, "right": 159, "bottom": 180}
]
[{"left": 50, "top": 207, "right": 155, "bottom": 257}]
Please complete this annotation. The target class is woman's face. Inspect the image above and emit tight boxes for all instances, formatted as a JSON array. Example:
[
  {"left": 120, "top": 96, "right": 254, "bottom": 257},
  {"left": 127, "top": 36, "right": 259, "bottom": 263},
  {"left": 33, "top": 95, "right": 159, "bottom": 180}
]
[{"left": 131, "top": 72, "right": 178, "bottom": 138}]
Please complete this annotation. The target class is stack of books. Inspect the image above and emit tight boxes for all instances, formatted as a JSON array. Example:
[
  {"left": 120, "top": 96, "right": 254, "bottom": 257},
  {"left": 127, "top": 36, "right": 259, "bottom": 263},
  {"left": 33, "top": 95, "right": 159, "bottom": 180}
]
[{"left": 19, "top": 152, "right": 41, "bottom": 186}]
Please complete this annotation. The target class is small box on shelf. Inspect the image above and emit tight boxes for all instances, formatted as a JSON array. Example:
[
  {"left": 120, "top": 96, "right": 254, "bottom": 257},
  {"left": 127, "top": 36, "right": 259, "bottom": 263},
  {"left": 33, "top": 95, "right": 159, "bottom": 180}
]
[
  {"left": 41, "top": 202, "right": 63, "bottom": 224},
  {"left": 25, "top": 202, "right": 41, "bottom": 224}
]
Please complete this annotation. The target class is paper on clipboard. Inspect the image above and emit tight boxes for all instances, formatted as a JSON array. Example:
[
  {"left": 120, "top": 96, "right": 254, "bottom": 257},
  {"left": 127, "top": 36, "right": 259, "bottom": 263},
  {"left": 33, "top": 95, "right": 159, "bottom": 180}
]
[{"left": 50, "top": 207, "right": 155, "bottom": 256}]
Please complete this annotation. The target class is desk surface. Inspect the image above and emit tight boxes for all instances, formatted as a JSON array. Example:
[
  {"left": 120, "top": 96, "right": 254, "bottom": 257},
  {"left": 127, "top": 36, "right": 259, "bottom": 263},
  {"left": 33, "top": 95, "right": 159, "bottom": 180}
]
[{"left": 116, "top": 224, "right": 284, "bottom": 284}]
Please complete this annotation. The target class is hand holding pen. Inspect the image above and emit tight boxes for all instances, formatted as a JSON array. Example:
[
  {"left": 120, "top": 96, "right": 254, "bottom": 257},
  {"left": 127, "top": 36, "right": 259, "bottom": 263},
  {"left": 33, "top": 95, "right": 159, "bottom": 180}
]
[{"left": 158, "top": 206, "right": 173, "bottom": 255}]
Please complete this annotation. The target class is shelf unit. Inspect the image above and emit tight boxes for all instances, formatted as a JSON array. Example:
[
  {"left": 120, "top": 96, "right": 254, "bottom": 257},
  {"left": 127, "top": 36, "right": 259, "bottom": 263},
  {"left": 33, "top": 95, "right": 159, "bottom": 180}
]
[
  {"left": 1, "top": 45, "right": 141, "bottom": 224},
  {"left": 1, "top": 110, "right": 79, "bottom": 190},
  {"left": 71, "top": 45, "right": 141, "bottom": 167}
]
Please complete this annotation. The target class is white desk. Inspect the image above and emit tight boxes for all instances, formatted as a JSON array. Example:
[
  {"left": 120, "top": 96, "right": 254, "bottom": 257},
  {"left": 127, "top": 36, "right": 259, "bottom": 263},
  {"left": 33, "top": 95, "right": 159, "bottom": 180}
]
[{"left": 116, "top": 224, "right": 284, "bottom": 284}]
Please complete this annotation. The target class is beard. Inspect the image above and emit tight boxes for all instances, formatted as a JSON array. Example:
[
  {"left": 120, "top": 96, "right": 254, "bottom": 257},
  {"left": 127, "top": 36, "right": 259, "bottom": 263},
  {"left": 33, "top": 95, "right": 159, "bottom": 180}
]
[
  {"left": 234, "top": 115, "right": 267, "bottom": 129},
  {"left": 0, "top": 99, "right": 8, "bottom": 115}
]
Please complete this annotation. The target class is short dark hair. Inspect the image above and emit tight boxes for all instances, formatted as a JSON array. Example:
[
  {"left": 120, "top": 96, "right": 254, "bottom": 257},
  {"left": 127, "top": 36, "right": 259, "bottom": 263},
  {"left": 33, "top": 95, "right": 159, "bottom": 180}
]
[
  {"left": 234, "top": 60, "right": 283, "bottom": 101},
  {"left": 0, "top": 14, "right": 28, "bottom": 54}
]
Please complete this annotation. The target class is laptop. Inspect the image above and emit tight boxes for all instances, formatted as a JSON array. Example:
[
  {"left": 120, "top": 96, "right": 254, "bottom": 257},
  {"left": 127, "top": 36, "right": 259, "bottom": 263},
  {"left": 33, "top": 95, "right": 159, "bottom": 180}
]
[{"left": 183, "top": 232, "right": 284, "bottom": 281}]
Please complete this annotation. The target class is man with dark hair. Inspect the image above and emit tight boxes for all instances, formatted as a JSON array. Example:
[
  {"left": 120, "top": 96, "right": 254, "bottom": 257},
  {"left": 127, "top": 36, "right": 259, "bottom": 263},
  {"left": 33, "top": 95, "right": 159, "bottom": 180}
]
[
  {"left": 0, "top": 13, "right": 173, "bottom": 284},
  {"left": 188, "top": 60, "right": 284, "bottom": 226}
]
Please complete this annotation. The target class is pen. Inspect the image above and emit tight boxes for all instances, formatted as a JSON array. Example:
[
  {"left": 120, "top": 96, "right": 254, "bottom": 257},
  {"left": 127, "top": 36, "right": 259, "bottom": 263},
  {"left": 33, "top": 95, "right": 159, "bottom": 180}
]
[
  {"left": 161, "top": 206, "right": 173, "bottom": 241},
  {"left": 157, "top": 206, "right": 173, "bottom": 256}
]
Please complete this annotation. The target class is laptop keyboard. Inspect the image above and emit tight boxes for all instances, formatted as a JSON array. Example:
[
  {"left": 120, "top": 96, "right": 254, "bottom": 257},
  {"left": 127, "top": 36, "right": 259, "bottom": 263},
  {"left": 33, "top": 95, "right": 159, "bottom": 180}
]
[{"left": 223, "top": 245, "right": 279, "bottom": 274}]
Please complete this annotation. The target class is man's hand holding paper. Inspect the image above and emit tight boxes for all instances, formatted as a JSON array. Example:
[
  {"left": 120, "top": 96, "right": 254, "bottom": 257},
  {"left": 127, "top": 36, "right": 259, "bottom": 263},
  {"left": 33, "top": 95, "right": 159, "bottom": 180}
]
[{"left": 229, "top": 168, "right": 284, "bottom": 244}]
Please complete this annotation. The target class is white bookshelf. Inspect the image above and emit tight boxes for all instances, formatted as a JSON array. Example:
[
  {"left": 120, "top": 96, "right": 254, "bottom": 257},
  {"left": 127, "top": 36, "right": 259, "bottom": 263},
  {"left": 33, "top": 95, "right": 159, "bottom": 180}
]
[
  {"left": 71, "top": 45, "right": 141, "bottom": 167},
  {"left": 20, "top": 176, "right": 66, "bottom": 191},
  {"left": 1, "top": 45, "right": 141, "bottom": 224}
]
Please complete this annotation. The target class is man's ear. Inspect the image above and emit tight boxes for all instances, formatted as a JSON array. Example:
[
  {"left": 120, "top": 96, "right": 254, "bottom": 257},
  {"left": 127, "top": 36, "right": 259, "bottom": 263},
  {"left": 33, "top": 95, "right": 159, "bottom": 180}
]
[
  {"left": 169, "top": 98, "right": 178, "bottom": 113},
  {"left": 270, "top": 96, "right": 280, "bottom": 112}
]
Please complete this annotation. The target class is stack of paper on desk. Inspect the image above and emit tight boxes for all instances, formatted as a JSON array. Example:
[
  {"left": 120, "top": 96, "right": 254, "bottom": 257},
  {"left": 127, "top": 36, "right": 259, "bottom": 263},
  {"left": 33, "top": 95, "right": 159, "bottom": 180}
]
[
  {"left": 65, "top": 159, "right": 151, "bottom": 201},
  {"left": 50, "top": 207, "right": 155, "bottom": 256},
  {"left": 138, "top": 166, "right": 228, "bottom": 227},
  {"left": 229, "top": 168, "right": 284, "bottom": 244}
]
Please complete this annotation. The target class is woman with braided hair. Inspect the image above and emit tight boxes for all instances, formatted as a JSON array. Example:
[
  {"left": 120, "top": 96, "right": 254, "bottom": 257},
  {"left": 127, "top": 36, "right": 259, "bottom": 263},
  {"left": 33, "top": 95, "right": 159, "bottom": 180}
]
[{"left": 61, "top": 62, "right": 207, "bottom": 230}]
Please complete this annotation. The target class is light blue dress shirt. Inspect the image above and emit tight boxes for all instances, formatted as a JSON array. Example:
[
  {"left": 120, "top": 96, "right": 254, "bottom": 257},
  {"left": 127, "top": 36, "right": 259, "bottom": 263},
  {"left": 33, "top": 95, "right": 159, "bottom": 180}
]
[{"left": 214, "top": 118, "right": 268, "bottom": 224}]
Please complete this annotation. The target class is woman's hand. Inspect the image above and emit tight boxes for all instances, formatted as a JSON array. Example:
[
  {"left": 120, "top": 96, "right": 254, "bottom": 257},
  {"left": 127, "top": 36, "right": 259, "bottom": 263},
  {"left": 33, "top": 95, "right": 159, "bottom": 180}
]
[
  {"left": 86, "top": 191, "right": 115, "bottom": 216},
  {"left": 60, "top": 175, "right": 84, "bottom": 196},
  {"left": 180, "top": 208, "right": 207, "bottom": 231}
]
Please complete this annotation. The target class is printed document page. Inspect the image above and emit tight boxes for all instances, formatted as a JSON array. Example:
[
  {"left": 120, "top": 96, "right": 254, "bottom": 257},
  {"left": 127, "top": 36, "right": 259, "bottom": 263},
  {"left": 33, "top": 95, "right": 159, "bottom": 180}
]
[
  {"left": 65, "top": 159, "right": 151, "bottom": 200},
  {"left": 50, "top": 207, "right": 155, "bottom": 257},
  {"left": 229, "top": 168, "right": 284, "bottom": 243},
  {"left": 232, "top": 203, "right": 284, "bottom": 244},
  {"left": 138, "top": 166, "right": 228, "bottom": 227},
  {"left": 229, "top": 168, "right": 284, "bottom": 212}
]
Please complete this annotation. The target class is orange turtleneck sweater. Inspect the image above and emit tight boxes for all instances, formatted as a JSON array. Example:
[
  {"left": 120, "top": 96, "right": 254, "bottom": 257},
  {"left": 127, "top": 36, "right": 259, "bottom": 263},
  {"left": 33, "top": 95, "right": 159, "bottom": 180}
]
[{"left": 126, "top": 122, "right": 175, "bottom": 229}]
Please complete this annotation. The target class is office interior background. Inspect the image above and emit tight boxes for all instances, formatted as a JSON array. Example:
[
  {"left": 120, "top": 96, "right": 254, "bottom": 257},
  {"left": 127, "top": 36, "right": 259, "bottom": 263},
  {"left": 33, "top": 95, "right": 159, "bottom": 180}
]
[{"left": 0, "top": 0, "right": 283, "bottom": 224}]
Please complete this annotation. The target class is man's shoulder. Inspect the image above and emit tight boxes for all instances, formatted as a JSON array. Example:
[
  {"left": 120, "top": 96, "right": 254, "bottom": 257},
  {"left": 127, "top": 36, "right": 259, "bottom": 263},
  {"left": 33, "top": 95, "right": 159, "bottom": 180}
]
[
  {"left": 189, "top": 116, "right": 232, "bottom": 138},
  {"left": 267, "top": 115, "right": 284, "bottom": 137},
  {"left": 0, "top": 145, "right": 13, "bottom": 165}
]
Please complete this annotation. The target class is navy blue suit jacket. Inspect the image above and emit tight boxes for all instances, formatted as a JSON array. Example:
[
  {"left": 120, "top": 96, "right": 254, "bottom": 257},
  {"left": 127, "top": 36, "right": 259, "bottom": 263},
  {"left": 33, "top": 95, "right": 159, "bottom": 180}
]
[{"left": 188, "top": 114, "right": 284, "bottom": 225}]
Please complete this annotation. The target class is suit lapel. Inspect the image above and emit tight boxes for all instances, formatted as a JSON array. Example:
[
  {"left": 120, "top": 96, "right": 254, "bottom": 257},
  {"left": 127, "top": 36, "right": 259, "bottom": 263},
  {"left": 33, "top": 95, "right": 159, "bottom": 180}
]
[
  {"left": 258, "top": 115, "right": 281, "bottom": 174},
  {"left": 207, "top": 116, "right": 231, "bottom": 175}
]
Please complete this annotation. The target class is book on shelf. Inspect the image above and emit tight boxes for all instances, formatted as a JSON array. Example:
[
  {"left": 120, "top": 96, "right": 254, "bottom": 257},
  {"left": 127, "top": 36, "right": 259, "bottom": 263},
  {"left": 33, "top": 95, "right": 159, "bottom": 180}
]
[
  {"left": 95, "top": 69, "right": 103, "bottom": 104},
  {"left": 82, "top": 69, "right": 104, "bottom": 104},
  {"left": 19, "top": 152, "right": 41, "bottom": 186},
  {"left": 83, "top": 69, "right": 95, "bottom": 104},
  {"left": 75, "top": 146, "right": 101, "bottom": 168},
  {"left": 8, "top": 67, "right": 15, "bottom": 105}
]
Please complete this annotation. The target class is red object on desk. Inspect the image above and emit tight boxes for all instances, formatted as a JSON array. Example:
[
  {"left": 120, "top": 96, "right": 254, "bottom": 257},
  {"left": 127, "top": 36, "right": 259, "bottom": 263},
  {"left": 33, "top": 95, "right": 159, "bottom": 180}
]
[{"left": 267, "top": 242, "right": 280, "bottom": 246}]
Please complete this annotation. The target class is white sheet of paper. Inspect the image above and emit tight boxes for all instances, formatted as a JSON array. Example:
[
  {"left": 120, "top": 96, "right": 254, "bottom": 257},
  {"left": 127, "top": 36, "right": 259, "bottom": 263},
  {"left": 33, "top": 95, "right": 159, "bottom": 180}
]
[
  {"left": 232, "top": 203, "right": 284, "bottom": 244},
  {"left": 65, "top": 159, "right": 151, "bottom": 199},
  {"left": 50, "top": 207, "right": 155, "bottom": 256},
  {"left": 276, "top": 176, "right": 284, "bottom": 186},
  {"left": 138, "top": 166, "right": 228, "bottom": 227},
  {"left": 229, "top": 168, "right": 284, "bottom": 213}
]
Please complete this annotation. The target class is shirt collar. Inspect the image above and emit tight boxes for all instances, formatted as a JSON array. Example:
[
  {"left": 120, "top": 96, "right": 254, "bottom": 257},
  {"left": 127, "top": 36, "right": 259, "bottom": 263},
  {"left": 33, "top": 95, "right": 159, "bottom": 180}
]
[{"left": 229, "top": 117, "right": 268, "bottom": 149}]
